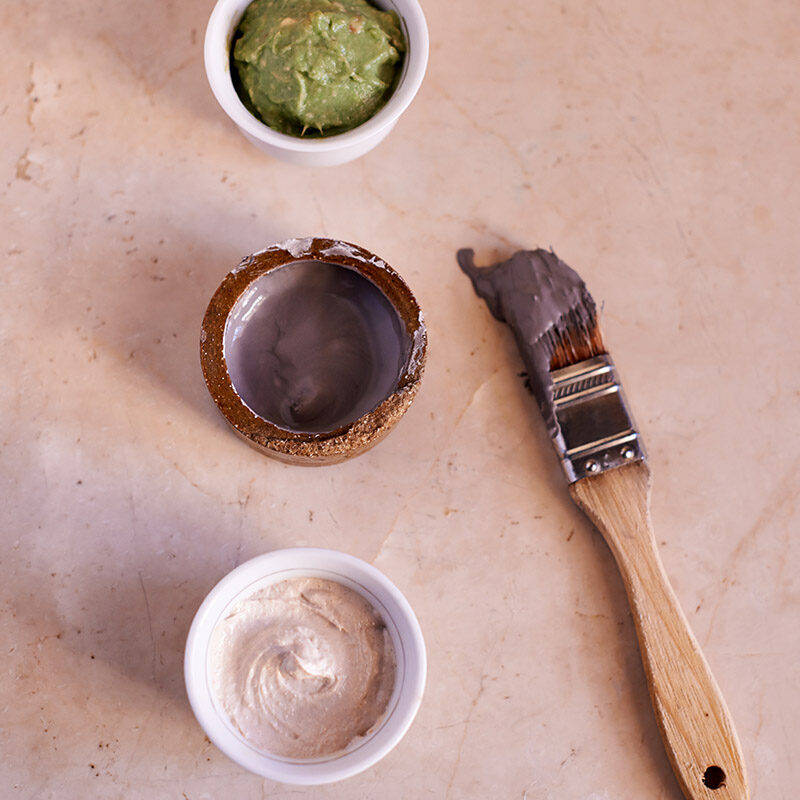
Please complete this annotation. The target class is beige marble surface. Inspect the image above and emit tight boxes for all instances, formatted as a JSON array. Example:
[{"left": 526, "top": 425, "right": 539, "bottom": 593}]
[{"left": 2, "top": 0, "right": 799, "bottom": 797}]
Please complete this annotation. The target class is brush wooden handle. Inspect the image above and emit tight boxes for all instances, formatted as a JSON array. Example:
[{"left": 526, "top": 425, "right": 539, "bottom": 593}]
[{"left": 569, "top": 460, "right": 748, "bottom": 800}]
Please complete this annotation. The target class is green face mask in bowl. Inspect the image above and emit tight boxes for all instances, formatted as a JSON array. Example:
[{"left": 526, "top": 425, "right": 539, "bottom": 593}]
[{"left": 204, "top": 0, "right": 428, "bottom": 166}]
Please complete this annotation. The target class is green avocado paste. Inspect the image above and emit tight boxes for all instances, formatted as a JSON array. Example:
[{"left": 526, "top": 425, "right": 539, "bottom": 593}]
[{"left": 231, "top": 0, "right": 406, "bottom": 137}]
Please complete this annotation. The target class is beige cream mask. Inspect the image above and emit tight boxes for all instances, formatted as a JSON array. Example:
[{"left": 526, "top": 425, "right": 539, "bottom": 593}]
[
  {"left": 208, "top": 576, "right": 397, "bottom": 759},
  {"left": 201, "top": 238, "right": 426, "bottom": 464}
]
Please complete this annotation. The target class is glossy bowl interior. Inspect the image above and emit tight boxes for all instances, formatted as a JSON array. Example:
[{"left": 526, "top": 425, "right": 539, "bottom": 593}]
[
  {"left": 200, "top": 238, "right": 427, "bottom": 465},
  {"left": 184, "top": 548, "right": 427, "bottom": 785},
  {"left": 223, "top": 260, "right": 407, "bottom": 434}
]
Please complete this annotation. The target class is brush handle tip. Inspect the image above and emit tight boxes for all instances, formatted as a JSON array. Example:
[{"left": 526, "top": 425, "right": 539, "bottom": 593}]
[{"left": 570, "top": 461, "right": 749, "bottom": 800}]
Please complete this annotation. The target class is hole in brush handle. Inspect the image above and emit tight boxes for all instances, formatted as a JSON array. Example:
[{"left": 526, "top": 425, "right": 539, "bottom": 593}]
[{"left": 703, "top": 765, "right": 726, "bottom": 790}]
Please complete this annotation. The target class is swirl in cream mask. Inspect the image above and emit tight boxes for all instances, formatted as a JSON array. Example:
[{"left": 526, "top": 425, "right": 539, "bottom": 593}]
[{"left": 208, "top": 577, "right": 396, "bottom": 758}]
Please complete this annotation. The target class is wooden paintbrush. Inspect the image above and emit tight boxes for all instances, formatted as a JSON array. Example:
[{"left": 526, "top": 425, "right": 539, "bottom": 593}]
[{"left": 458, "top": 248, "right": 748, "bottom": 800}]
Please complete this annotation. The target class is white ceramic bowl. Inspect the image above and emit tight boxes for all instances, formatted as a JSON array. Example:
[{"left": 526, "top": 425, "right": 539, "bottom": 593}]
[
  {"left": 184, "top": 548, "right": 426, "bottom": 784},
  {"left": 204, "top": 0, "right": 429, "bottom": 166}
]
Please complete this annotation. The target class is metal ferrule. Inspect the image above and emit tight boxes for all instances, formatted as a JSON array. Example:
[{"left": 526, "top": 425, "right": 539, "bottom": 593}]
[{"left": 550, "top": 354, "right": 645, "bottom": 483}]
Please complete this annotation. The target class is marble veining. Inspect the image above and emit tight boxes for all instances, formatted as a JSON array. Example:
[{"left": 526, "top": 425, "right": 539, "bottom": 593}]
[{"left": 1, "top": 0, "right": 799, "bottom": 797}]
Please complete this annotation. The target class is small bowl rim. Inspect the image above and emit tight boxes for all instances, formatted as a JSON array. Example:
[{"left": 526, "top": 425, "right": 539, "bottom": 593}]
[
  {"left": 184, "top": 548, "right": 427, "bottom": 784},
  {"left": 203, "top": 0, "right": 429, "bottom": 153},
  {"left": 199, "top": 237, "right": 427, "bottom": 465}
]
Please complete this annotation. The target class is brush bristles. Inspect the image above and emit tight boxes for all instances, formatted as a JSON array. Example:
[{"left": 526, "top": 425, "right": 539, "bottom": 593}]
[{"left": 545, "top": 306, "right": 606, "bottom": 371}]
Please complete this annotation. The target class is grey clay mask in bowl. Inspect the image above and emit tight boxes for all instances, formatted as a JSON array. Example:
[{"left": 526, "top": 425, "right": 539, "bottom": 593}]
[
  {"left": 200, "top": 238, "right": 427, "bottom": 464},
  {"left": 224, "top": 260, "right": 408, "bottom": 434}
]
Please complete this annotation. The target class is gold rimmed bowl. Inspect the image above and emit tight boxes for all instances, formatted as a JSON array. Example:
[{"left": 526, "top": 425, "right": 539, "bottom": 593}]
[{"left": 200, "top": 238, "right": 427, "bottom": 465}]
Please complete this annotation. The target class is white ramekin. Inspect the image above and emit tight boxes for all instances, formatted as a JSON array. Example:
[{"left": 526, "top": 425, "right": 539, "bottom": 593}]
[
  {"left": 184, "top": 548, "right": 426, "bottom": 784},
  {"left": 204, "top": 0, "right": 429, "bottom": 166}
]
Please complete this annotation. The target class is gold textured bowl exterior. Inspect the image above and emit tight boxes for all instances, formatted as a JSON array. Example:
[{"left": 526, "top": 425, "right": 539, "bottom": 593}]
[{"left": 200, "top": 238, "right": 427, "bottom": 465}]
